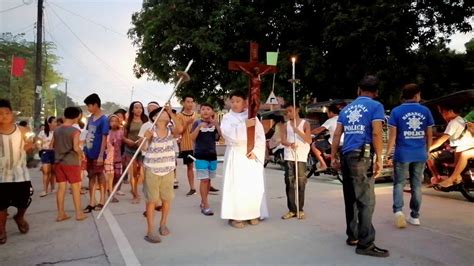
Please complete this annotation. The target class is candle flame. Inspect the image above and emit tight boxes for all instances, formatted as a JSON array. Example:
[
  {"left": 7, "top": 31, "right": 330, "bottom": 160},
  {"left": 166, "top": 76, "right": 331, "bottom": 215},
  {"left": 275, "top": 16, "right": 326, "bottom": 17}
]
[{"left": 291, "top": 57, "right": 296, "bottom": 63}]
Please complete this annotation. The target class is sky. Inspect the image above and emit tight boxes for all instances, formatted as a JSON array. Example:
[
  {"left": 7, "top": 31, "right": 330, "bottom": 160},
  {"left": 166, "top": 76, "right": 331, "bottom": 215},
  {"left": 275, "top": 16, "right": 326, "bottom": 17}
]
[{"left": 1, "top": 0, "right": 473, "bottom": 108}]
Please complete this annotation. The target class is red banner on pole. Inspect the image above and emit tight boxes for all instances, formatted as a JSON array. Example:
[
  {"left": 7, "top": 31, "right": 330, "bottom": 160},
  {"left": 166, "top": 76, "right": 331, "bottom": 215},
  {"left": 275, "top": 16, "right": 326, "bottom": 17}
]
[{"left": 11, "top": 56, "right": 27, "bottom": 77}]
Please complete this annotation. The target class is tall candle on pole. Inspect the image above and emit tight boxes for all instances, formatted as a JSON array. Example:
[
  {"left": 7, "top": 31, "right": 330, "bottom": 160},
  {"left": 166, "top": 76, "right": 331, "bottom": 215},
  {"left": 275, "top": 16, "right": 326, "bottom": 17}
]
[{"left": 290, "top": 56, "right": 300, "bottom": 217}]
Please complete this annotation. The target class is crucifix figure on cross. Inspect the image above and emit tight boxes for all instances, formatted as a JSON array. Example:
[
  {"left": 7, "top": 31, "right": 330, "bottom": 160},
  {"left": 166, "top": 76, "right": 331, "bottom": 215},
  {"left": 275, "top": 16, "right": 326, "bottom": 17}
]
[{"left": 228, "top": 42, "right": 278, "bottom": 153}]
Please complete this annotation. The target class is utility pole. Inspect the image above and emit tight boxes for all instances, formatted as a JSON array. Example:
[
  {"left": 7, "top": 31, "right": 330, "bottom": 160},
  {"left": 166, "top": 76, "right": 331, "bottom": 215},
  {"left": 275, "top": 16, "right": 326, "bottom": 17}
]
[
  {"left": 131, "top": 86, "right": 134, "bottom": 101},
  {"left": 34, "top": 0, "right": 44, "bottom": 128},
  {"left": 64, "top": 79, "right": 68, "bottom": 108}
]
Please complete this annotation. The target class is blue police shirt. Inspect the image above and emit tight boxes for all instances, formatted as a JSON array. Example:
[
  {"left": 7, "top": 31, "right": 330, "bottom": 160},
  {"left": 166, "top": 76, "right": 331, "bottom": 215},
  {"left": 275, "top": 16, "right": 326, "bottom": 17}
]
[
  {"left": 84, "top": 115, "right": 109, "bottom": 160},
  {"left": 338, "top": 96, "right": 385, "bottom": 154},
  {"left": 388, "top": 102, "right": 434, "bottom": 162}
]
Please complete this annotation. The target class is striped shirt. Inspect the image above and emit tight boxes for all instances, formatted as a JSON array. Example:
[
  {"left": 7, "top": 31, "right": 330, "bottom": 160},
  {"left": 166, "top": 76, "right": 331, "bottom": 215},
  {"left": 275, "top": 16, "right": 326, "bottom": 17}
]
[
  {"left": 177, "top": 112, "right": 196, "bottom": 151},
  {"left": 143, "top": 129, "right": 176, "bottom": 176},
  {"left": 0, "top": 126, "right": 30, "bottom": 183}
]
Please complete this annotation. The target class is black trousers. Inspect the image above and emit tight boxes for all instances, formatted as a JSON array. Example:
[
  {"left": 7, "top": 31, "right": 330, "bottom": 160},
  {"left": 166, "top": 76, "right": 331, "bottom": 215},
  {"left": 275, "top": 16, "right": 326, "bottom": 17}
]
[
  {"left": 285, "top": 161, "right": 307, "bottom": 213},
  {"left": 341, "top": 151, "right": 376, "bottom": 248}
]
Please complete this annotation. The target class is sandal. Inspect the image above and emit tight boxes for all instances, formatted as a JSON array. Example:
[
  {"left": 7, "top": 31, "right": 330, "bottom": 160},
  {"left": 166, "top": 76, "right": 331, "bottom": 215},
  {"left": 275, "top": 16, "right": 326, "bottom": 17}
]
[
  {"left": 14, "top": 215, "right": 30, "bottom": 233},
  {"left": 159, "top": 225, "right": 170, "bottom": 236},
  {"left": 111, "top": 197, "right": 119, "bottom": 203},
  {"left": 228, "top": 220, "right": 245, "bottom": 229},
  {"left": 201, "top": 208, "right": 214, "bottom": 216},
  {"left": 248, "top": 218, "right": 260, "bottom": 225},
  {"left": 297, "top": 211, "right": 305, "bottom": 220},
  {"left": 95, "top": 204, "right": 104, "bottom": 211},
  {"left": 144, "top": 234, "right": 161, "bottom": 244},
  {"left": 83, "top": 205, "right": 95, "bottom": 213},
  {"left": 281, "top": 212, "right": 296, "bottom": 220}
]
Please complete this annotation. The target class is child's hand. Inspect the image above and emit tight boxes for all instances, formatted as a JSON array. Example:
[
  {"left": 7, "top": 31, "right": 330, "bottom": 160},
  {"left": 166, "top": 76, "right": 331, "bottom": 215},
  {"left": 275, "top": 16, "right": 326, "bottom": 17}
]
[
  {"left": 246, "top": 152, "right": 256, "bottom": 159},
  {"left": 144, "top": 130, "right": 153, "bottom": 140},
  {"left": 246, "top": 118, "right": 256, "bottom": 127},
  {"left": 164, "top": 102, "right": 173, "bottom": 114}
]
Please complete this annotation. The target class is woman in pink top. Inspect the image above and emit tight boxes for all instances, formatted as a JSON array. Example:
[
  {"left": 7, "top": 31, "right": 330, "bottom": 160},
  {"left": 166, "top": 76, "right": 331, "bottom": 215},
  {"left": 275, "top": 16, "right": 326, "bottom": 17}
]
[{"left": 105, "top": 115, "right": 124, "bottom": 203}]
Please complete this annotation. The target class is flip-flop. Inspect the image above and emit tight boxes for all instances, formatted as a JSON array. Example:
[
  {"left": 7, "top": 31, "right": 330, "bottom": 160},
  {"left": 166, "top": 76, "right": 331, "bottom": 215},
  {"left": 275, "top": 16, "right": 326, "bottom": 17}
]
[
  {"left": 131, "top": 198, "right": 140, "bottom": 204},
  {"left": 76, "top": 215, "right": 88, "bottom": 221},
  {"left": 144, "top": 234, "right": 161, "bottom": 244},
  {"left": 13, "top": 215, "right": 30, "bottom": 233},
  {"left": 201, "top": 208, "right": 214, "bottom": 216},
  {"left": 83, "top": 205, "right": 95, "bottom": 213},
  {"left": 56, "top": 215, "right": 71, "bottom": 222}
]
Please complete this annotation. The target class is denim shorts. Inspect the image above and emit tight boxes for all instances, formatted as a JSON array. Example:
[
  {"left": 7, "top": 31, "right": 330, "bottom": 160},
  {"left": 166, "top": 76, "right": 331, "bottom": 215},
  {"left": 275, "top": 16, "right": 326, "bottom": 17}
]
[
  {"left": 40, "top": 150, "right": 55, "bottom": 164},
  {"left": 195, "top": 159, "right": 217, "bottom": 180}
]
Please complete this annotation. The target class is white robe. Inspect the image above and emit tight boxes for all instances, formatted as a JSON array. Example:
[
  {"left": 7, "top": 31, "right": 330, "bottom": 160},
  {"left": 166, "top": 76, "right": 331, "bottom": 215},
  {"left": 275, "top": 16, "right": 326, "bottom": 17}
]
[{"left": 220, "top": 110, "right": 269, "bottom": 220}]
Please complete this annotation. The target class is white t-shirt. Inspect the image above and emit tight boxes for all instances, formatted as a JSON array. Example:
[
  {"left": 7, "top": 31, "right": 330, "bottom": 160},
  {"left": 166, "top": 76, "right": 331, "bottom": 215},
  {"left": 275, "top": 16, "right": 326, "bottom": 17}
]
[
  {"left": 138, "top": 121, "right": 153, "bottom": 138},
  {"left": 321, "top": 115, "right": 344, "bottom": 145},
  {"left": 444, "top": 116, "right": 472, "bottom": 152},
  {"left": 37, "top": 131, "right": 53, "bottom": 150}
]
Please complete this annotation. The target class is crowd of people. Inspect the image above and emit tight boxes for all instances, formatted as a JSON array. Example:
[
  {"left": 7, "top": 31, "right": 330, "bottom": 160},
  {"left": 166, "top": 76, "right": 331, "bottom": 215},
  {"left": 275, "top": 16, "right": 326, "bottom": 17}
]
[{"left": 0, "top": 75, "right": 472, "bottom": 258}]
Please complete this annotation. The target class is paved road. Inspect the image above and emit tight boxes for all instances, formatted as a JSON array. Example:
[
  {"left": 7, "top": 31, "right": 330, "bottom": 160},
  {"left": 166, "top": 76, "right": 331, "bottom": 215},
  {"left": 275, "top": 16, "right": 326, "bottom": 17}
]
[{"left": 1, "top": 162, "right": 473, "bottom": 265}]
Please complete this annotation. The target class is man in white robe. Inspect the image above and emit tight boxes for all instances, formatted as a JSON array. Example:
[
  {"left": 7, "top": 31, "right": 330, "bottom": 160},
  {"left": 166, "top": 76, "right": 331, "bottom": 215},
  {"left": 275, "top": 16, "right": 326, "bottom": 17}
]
[{"left": 220, "top": 91, "right": 268, "bottom": 228}]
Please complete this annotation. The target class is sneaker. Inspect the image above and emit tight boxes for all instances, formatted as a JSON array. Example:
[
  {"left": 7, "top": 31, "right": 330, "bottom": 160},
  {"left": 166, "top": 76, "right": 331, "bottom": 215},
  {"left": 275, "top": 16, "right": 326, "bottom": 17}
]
[
  {"left": 407, "top": 216, "right": 420, "bottom": 226},
  {"left": 186, "top": 189, "right": 197, "bottom": 196},
  {"left": 209, "top": 186, "right": 219, "bottom": 192},
  {"left": 116, "top": 191, "right": 126, "bottom": 196},
  {"left": 394, "top": 211, "right": 407, "bottom": 228},
  {"left": 39, "top": 191, "right": 48, "bottom": 197},
  {"left": 356, "top": 244, "right": 390, "bottom": 258}
]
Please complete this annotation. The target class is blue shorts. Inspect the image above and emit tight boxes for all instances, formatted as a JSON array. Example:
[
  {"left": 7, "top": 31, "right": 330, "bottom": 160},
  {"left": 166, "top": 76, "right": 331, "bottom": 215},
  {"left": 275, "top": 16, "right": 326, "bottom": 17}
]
[
  {"left": 195, "top": 160, "right": 217, "bottom": 180},
  {"left": 40, "top": 150, "right": 55, "bottom": 164}
]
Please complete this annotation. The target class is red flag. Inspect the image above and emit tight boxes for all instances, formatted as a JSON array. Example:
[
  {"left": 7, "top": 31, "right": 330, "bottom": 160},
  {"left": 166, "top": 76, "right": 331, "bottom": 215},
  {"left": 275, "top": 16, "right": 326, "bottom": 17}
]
[{"left": 11, "top": 56, "right": 27, "bottom": 77}]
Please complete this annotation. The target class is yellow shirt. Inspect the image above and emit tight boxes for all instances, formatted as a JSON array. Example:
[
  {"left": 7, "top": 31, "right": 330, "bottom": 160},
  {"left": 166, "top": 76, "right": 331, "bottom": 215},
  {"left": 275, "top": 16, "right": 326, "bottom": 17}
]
[{"left": 177, "top": 112, "right": 196, "bottom": 151}]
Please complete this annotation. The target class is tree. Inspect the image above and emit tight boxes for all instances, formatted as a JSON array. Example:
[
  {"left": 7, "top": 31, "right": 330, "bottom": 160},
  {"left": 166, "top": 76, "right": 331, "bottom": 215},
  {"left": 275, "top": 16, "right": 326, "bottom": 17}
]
[
  {"left": 0, "top": 33, "right": 64, "bottom": 117},
  {"left": 101, "top": 101, "right": 125, "bottom": 115},
  {"left": 129, "top": 1, "right": 473, "bottom": 108}
]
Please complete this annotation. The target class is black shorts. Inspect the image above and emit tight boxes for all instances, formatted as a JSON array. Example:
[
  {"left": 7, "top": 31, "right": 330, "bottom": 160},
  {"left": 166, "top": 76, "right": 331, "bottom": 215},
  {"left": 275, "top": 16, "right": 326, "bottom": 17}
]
[
  {"left": 0, "top": 181, "right": 33, "bottom": 211},
  {"left": 314, "top": 140, "right": 331, "bottom": 153},
  {"left": 179, "top": 150, "right": 194, "bottom": 165}
]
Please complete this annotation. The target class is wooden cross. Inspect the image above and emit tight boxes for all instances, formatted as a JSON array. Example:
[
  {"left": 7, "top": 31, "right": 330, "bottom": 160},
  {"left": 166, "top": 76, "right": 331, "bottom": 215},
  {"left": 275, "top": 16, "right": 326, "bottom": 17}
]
[{"left": 228, "top": 42, "right": 278, "bottom": 154}]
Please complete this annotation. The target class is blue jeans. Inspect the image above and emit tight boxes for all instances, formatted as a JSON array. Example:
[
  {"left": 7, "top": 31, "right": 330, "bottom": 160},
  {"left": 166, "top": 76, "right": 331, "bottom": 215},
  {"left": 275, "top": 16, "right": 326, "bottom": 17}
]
[{"left": 393, "top": 161, "right": 425, "bottom": 219}]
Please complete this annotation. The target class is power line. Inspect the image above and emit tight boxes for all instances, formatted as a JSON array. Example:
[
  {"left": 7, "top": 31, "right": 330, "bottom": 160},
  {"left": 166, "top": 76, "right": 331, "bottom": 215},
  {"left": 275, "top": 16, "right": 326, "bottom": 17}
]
[
  {"left": 47, "top": 1, "right": 128, "bottom": 39},
  {"left": 46, "top": 5, "right": 133, "bottom": 86},
  {"left": 8, "top": 23, "right": 36, "bottom": 35},
  {"left": 45, "top": 3, "right": 164, "bottom": 102},
  {"left": 0, "top": 3, "right": 26, "bottom": 14}
]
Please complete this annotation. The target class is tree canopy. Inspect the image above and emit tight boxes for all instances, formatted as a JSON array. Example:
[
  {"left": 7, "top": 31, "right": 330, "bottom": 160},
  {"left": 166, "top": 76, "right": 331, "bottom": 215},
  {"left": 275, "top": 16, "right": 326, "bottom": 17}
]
[
  {"left": 129, "top": 0, "right": 473, "bottom": 108},
  {"left": 0, "top": 33, "right": 67, "bottom": 117}
]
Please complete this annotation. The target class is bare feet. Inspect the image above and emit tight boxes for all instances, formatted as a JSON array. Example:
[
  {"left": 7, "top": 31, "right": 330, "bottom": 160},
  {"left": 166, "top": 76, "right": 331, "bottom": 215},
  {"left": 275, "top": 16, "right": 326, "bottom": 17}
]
[
  {"left": 56, "top": 214, "right": 71, "bottom": 222},
  {"left": 76, "top": 214, "right": 88, "bottom": 221}
]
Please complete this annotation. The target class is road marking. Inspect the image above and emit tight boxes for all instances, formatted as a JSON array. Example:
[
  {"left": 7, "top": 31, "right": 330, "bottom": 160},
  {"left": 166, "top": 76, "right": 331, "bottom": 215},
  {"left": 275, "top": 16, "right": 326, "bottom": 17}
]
[{"left": 103, "top": 209, "right": 141, "bottom": 266}]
